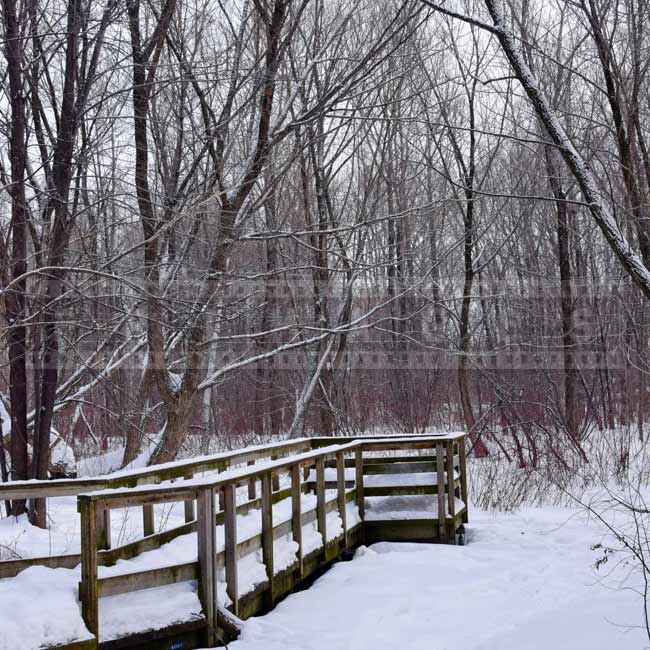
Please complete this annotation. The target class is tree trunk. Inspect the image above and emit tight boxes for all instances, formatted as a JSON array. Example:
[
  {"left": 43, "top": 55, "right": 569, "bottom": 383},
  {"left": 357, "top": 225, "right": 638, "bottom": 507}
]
[
  {"left": 3, "top": 0, "right": 30, "bottom": 515},
  {"left": 544, "top": 148, "right": 580, "bottom": 441}
]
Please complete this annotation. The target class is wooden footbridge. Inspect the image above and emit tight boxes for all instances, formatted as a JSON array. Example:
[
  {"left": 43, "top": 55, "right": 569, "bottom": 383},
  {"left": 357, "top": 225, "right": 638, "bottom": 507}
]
[{"left": 0, "top": 433, "right": 468, "bottom": 650}]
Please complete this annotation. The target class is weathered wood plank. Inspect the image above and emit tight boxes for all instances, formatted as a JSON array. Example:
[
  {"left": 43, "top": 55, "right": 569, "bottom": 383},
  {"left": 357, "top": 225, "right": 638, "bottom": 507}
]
[
  {"left": 325, "top": 455, "right": 438, "bottom": 468},
  {"left": 261, "top": 472, "right": 274, "bottom": 608},
  {"left": 247, "top": 460, "right": 256, "bottom": 500},
  {"left": 363, "top": 461, "right": 437, "bottom": 475},
  {"left": 446, "top": 440, "right": 457, "bottom": 544},
  {"left": 0, "top": 439, "right": 313, "bottom": 501},
  {"left": 99, "top": 521, "right": 195, "bottom": 567},
  {"left": 364, "top": 518, "right": 448, "bottom": 544},
  {"left": 363, "top": 485, "right": 439, "bottom": 497},
  {"left": 96, "top": 509, "right": 111, "bottom": 551},
  {"left": 355, "top": 448, "right": 364, "bottom": 520},
  {"left": 291, "top": 464, "right": 303, "bottom": 577},
  {"left": 197, "top": 487, "right": 217, "bottom": 647},
  {"left": 142, "top": 504, "right": 155, "bottom": 537},
  {"left": 184, "top": 472, "right": 195, "bottom": 523},
  {"left": 458, "top": 435, "right": 469, "bottom": 524},
  {"left": 271, "top": 454, "right": 280, "bottom": 492},
  {"left": 48, "top": 636, "right": 97, "bottom": 650},
  {"left": 97, "top": 562, "right": 198, "bottom": 598},
  {"left": 224, "top": 484, "right": 239, "bottom": 616},
  {"left": 88, "top": 443, "right": 359, "bottom": 508},
  {"left": 310, "top": 433, "right": 464, "bottom": 447},
  {"left": 79, "top": 498, "right": 99, "bottom": 639},
  {"left": 98, "top": 618, "right": 206, "bottom": 650},
  {"left": 0, "top": 552, "right": 81, "bottom": 579},
  {"left": 436, "top": 442, "right": 446, "bottom": 543},
  {"left": 2, "top": 437, "right": 463, "bottom": 503},
  {"left": 92, "top": 487, "right": 200, "bottom": 511},
  {"left": 316, "top": 457, "right": 326, "bottom": 547},
  {"left": 336, "top": 452, "right": 347, "bottom": 548}
]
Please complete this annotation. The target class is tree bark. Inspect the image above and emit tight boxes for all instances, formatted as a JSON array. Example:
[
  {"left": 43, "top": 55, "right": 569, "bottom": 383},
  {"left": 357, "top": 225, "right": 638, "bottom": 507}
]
[
  {"left": 544, "top": 148, "right": 580, "bottom": 441},
  {"left": 3, "top": 0, "right": 30, "bottom": 515}
]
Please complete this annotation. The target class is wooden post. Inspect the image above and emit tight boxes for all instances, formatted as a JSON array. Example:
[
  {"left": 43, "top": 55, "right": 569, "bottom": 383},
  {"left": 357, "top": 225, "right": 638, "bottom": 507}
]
[
  {"left": 436, "top": 442, "right": 447, "bottom": 543},
  {"left": 291, "top": 464, "right": 303, "bottom": 577},
  {"left": 142, "top": 504, "right": 155, "bottom": 537},
  {"left": 184, "top": 472, "right": 195, "bottom": 523},
  {"left": 96, "top": 508, "right": 111, "bottom": 551},
  {"left": 79, "top": 498, "right": 99, "bottom": 643},
  {"left": 197, "top": 487, "right": 217, "bottom": 647},
  {"left": 261, "top": 472, "right": 274, "bottom": 608},
  {"left": 355, "top": 447, "right": 364, "bottom": 520},
  {"left": 446, "top": 441, "right": 457, "bottom": 545},
  {"left": 316, "top": 456, "right": 326, "bottom": 547},
  {"left": 336, "top": 451, "right": 347, "bottom": 548},
  {"left": 247, "top": 460, "right": 257, "bottom": 500},
  {"left": 458, "top": 435, "right": 469, "bottom": 524},
  {"left": 271, "top": 454, "right": 280, "bottom": 491},
  {"left": 224, "top": 484, "right": 239, "bottom": 616}
]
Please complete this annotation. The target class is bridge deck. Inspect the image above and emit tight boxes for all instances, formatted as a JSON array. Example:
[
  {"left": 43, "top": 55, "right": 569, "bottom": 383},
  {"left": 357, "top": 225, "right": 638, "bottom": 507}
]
[{"left": 0, "top": 434, "right": 468, "bottom": 650}]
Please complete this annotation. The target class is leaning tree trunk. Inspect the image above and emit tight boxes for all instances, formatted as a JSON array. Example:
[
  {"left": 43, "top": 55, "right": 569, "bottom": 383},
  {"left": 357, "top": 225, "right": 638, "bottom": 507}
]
[{"left": 478, "top": 0, "right": 650, "bottom": 299}]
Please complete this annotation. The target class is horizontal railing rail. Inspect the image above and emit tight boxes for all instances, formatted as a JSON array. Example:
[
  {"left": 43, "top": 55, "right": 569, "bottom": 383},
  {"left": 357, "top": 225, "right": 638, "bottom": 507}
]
[{"left": 0, "top": 437, "right": 315, "bottom": 501}]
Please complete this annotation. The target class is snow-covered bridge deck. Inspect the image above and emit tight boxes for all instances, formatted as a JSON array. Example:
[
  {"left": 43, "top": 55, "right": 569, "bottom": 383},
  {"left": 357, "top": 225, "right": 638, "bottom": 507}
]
[{"left": 0, "top": 434, "right": 468, "bottom": 650}]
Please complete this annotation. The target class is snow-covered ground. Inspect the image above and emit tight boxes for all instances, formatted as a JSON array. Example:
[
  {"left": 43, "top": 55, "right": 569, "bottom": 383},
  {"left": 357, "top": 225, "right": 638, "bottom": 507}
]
[
  {"left": 2, "top": 494, "right": 648, "bottom": 649},
  {"left": 2, "top": 433, "right": 649, "bottom": 650},
  {"left": 0, "top": 490, "right": 358, "bottom": 650},
  {"left": 0, "top": 497, "right": 189, "bottom": 559},
  {"left": 226, "top": 506, "right": 648, "bottom": 650}
]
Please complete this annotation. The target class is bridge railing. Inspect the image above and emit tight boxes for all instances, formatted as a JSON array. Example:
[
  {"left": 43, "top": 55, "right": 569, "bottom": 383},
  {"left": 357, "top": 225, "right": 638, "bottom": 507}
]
[
  {"left": 78, "top": 442, "right": 363, "bottom": 647},
  {"left": 0, "top": 438, "right": 313, "bottom": 578},
  {"left": 73, "top": 434, "right": 467, "bottom": 649},
  {"left": 0, "top": 434, "right": 468, "bottom": 581}
]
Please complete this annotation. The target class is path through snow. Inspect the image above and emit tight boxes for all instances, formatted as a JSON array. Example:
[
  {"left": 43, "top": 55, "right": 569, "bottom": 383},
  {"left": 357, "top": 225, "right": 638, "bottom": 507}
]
[{"left": 227, "top": 507, "right": 647, "bottom": 650}]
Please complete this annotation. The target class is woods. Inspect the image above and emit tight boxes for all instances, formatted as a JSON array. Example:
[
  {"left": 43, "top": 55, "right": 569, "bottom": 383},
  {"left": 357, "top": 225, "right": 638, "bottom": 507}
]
[{"left": 2, "top": 0, "right": 650, "bottom": 526}]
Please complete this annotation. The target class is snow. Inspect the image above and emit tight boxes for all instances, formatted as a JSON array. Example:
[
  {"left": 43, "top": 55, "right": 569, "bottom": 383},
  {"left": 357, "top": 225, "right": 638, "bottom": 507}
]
[
  {"left": 0, "top": 564, "right": 202, "bottom": 648},
  {"left": 365, "top": 495, "right": 466, "bottom": 520},
  {"left": 225, "top": 506, "right": 647, "bottom": 650},
  {"left": 76, "top": 441, "right": 157, "bottom": 477},
  {"left": 0, "top": 566, "right": 92, "bottom": 650},
  {"left": 363, "top": 471, "right": 458, "bottom": 487},
  {"left": 99, "top": 582, "right": 202, "bottom": 642},
  {"left": 2, "top": 431, "right": 647, "bottom": 650},
  {"left": 0, "top": 497, "right": 188, "bottom": 558},
  {"left": 0, "top": 489, "right": 360, "bottom": 649},
  {"left": 0, "top": 400, "right": 10, "bottom": 437},
  {"left": 49, "top": 431, "right": 77, "bottom": 476},
  {"left": 2, "top": 490, "right": 647, "bottom": 650}
]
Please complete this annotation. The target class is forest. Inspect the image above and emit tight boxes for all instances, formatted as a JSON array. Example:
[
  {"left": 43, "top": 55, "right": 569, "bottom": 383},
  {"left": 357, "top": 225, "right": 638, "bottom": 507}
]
[{"left": 2, "top": 0, "right": 650, "bottom": 525}]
